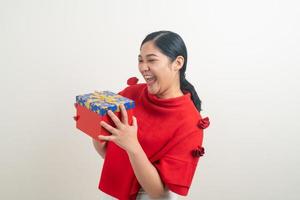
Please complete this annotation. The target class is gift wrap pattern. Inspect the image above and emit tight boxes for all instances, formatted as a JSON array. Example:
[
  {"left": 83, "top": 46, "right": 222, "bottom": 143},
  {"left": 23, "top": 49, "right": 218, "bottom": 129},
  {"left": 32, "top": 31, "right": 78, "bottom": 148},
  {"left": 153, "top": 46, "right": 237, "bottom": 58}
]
[{"left": 76, "top": 91, "right": 135, "bottom": 116}]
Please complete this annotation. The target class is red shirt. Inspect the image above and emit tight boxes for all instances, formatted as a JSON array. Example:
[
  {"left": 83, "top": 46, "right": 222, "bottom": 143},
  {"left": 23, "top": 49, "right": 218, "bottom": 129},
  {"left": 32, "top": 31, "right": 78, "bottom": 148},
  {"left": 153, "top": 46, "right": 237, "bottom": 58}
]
[{"left": 98, "top": 81, "right": 209, "bottom": 200}]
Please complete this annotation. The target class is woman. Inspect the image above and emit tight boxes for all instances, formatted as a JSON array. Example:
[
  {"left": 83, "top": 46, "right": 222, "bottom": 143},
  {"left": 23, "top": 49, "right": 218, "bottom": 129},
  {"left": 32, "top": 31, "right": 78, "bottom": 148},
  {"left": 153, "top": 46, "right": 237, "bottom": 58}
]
[{"left": 93, "top": 30, "right": 210, "bottom": 200}]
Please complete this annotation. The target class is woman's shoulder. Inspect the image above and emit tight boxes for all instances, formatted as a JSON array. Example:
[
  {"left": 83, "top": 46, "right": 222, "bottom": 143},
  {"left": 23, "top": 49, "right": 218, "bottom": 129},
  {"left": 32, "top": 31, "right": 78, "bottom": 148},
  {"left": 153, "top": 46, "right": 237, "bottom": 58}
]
[{"left": 175, "top": 104, "right": 210, "bottom": 138}]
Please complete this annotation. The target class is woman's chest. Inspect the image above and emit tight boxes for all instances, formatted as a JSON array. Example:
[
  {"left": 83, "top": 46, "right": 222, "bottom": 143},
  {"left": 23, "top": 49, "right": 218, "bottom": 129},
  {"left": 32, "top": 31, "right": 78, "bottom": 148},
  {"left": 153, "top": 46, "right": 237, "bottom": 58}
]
[{"left": 133, "top": 106, "right": 182, "bottom": 157}]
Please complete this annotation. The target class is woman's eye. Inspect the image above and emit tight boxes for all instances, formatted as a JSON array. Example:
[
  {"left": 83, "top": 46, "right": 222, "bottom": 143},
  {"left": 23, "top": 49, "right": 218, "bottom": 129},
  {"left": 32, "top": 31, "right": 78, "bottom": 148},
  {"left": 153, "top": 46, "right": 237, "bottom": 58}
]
[{"left": 138, "top": 59, "right": 156, "bottom": 63}]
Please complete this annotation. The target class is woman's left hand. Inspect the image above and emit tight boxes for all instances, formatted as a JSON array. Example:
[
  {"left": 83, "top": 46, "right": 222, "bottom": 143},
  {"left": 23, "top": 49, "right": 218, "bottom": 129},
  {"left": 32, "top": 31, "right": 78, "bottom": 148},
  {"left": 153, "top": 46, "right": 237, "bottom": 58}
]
[{"left": 98, "top": 104, "right": 139, "bottom": 153}]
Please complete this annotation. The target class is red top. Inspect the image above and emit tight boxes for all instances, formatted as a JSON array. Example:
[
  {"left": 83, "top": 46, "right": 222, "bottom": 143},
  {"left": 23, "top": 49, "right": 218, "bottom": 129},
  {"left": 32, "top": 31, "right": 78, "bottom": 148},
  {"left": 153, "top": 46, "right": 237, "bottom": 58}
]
[{"left": 98, "top": 81, "right": 209, "bottom": 200}]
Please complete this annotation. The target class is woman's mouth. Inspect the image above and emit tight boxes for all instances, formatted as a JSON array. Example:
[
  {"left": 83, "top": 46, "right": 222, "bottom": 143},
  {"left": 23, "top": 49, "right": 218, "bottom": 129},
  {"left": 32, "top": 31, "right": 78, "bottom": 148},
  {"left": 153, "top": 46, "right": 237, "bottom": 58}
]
[{"left": 144, "top": 75, "right": 156, "bottom": 85}]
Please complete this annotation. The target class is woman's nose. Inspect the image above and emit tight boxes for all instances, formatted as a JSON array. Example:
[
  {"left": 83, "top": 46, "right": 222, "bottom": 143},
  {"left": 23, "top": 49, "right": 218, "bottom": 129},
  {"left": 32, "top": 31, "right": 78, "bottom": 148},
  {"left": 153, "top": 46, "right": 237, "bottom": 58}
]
[{"left": 139, "top": 63, "right": 149, "bottom": 72}]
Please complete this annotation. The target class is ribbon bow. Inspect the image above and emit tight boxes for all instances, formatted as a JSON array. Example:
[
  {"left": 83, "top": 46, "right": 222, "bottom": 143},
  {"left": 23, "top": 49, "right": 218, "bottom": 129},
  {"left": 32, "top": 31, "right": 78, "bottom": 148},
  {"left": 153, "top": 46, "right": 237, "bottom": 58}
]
[{"left": 84, "top": 91, "right": 118, "bottom": 110}]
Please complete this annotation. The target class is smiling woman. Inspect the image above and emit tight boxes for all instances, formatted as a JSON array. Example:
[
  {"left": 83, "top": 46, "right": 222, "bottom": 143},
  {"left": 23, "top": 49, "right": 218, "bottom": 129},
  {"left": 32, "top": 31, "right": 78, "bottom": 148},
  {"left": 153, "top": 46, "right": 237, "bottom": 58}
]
[
  {"left": 138, "top": 31, "right": 202, "bottom": 108},
  {"left": 138, "top": 42, "right": 185, "bottom": 99},
  {"left": 93, "top": 30, "right": 210, "bottom": 200}
]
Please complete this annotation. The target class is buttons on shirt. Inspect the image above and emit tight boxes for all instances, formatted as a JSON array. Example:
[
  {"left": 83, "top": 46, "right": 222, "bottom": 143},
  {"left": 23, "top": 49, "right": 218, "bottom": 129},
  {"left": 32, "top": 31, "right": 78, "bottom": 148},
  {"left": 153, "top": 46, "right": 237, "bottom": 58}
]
[
  {"left": 127, "top": 77, "right": 139, "bottom": 85},
  {"left": 197, "top": 117, "right": 210, "bottom": 129},
  {"left": 191, "top": 146, "right": 205, "bottom": 157}
]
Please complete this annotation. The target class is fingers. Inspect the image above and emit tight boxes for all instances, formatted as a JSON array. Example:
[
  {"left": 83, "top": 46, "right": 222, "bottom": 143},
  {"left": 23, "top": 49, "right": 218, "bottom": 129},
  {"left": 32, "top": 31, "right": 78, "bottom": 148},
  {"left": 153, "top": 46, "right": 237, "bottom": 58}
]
[
  {"left": 100, "top": 121, "right": 119, "bottom": 135},
  {"left": 98, "top": 134, "right": 116, "bottom": 142},
  {"left": 120, "top": 104, "right": 128, "bottom": 125},
  {"left": 107, "top": 110, "right": 123, "bottom": 128},
  {"left": 132, "top": 116, "right": 137, "bottom": 127}
]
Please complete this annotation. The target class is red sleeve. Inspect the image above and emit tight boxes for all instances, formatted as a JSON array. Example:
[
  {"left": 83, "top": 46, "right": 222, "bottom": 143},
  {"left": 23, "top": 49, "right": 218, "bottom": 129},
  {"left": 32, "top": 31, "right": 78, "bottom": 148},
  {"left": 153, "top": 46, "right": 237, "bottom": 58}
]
[{"left": 153, "top": 130, "right": 204, "bottom": 196}]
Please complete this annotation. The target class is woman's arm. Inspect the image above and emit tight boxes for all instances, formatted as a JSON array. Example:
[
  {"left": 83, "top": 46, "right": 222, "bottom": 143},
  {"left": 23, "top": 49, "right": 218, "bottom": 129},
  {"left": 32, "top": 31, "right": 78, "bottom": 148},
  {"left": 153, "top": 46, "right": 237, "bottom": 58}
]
[
  {"left": 92, "top": 139, "right": 107, "bottom": 159},
  {"left": 127, "top": 143, "right": 166, "bottom": 198}
]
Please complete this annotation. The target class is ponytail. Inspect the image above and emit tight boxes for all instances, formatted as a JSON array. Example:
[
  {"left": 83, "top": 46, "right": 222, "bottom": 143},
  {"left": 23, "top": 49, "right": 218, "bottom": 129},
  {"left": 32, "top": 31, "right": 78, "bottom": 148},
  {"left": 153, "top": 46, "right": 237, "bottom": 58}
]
[{"left": 180, "top": 73, "right": 202, "bottom": 112}]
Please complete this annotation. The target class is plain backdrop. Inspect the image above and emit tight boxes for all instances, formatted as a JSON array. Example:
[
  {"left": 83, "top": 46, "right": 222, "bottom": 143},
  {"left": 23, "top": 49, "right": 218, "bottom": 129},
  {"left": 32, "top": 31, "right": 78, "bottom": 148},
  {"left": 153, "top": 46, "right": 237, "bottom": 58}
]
[{"left": 1, "top": 0, "right": 299, "bottom": 199}]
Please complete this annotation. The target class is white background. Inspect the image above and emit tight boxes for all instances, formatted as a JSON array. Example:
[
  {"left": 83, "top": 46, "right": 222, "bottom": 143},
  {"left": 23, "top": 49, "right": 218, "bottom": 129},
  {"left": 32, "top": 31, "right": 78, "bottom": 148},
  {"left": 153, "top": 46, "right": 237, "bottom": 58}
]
[{"left": 0, "top": 0, "right": 299, "bottom": 199}]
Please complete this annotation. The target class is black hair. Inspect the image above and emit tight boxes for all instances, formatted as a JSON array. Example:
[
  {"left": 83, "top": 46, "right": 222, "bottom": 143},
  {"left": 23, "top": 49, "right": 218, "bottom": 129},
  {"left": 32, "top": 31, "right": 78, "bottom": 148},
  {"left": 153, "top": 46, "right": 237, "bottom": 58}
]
[{"left": 140, "top": 30, "right": 202, "bottom": 112}]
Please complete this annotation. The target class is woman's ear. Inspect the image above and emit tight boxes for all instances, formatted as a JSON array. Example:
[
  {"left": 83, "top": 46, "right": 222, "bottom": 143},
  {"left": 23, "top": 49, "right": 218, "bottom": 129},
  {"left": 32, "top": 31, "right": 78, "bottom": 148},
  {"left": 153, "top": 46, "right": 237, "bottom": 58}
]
[{"left": 173, "top": 55, "right": 184, "bottom": 71}]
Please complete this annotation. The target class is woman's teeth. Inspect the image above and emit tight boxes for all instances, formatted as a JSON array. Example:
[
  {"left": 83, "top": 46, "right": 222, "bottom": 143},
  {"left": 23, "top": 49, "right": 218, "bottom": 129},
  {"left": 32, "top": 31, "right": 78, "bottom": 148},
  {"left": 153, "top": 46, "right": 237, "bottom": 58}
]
[
  {"left": 147, "top": 77, "right": 154, "bottom": 81},
  {"left": 145, "top": 76, "right": 155, "bottom": 82}
]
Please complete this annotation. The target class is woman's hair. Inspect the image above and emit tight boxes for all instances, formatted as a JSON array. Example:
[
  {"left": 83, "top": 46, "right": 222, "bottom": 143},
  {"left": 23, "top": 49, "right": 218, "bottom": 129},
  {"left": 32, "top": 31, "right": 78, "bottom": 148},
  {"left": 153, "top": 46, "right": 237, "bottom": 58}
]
[{"left": 140, "top": 30, "right": 202, "bottom": 112}]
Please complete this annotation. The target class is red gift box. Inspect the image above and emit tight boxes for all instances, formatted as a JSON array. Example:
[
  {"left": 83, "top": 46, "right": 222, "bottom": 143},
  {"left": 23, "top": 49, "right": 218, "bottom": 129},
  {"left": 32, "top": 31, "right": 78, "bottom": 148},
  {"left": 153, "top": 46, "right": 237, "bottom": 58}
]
[{"left": 73, "top": 91, "right": 135, "bottom": 141}]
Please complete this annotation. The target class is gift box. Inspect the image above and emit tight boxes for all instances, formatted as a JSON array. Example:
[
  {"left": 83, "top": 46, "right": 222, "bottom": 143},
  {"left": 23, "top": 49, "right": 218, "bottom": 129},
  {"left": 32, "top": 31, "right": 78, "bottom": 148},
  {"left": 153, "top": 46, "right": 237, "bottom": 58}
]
[{"left": 73, "top": 91, "right": 135, "bottom": 141}]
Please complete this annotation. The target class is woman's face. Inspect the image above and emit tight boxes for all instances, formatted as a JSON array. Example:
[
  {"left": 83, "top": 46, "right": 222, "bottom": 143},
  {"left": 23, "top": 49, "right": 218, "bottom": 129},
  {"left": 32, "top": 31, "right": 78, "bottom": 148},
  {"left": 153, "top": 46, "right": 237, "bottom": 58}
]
[{"left": 138, "top": 41, "right": 184, "bottom": 98}]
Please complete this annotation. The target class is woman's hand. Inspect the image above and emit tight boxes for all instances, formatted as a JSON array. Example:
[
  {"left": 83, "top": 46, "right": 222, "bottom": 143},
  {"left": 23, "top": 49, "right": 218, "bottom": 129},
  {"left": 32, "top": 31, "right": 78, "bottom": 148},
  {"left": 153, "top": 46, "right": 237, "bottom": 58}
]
[{"left": 98, "top": 104, "right": 139, "bottom": 153}]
